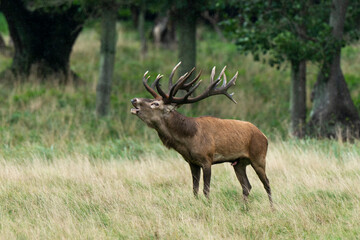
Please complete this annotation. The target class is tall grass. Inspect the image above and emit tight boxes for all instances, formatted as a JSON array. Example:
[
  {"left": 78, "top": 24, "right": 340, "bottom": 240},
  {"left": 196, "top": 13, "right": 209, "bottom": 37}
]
[
  {"left": 1, "top": 140, "right": 359, "bottom": 239},
  {"left": 1, "top": 22, "right": 360, "bottom": 238}
]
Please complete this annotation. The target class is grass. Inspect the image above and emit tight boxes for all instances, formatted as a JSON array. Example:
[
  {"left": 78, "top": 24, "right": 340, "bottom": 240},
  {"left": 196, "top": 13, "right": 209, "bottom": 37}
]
[
  {"left": 1, "top": 140, "right": 360, "bottom": 239},
  {"left": 0, "top": 21, "right": 360, "bottom": 239}
]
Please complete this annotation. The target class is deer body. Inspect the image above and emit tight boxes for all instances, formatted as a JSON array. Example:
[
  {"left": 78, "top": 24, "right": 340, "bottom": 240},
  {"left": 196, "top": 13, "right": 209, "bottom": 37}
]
[
  {"left": 155, "top": 111, "right": 266, "bottom": 164},
  {"left": 131, "top": 63, "right": 272, "bottom": 206}
]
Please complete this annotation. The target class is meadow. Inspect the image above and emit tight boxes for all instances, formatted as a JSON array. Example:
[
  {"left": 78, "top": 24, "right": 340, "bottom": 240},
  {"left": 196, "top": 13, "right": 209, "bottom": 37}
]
[{"left": 1, "top": 22, "right": 360, "bottom": 239}]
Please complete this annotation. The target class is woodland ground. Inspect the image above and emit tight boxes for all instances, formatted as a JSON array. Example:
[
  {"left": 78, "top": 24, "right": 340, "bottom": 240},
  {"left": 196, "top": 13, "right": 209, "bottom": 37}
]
[{"left": 0, "top": 22, "right": 360, "bottom": 239}]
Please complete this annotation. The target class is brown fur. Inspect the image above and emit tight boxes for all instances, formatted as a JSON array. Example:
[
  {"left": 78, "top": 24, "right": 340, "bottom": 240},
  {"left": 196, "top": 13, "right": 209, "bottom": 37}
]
[
  {"left": 131, "top": 97, "right": 272, "bottom": 206},
  {"left": 164, "top": 111, "right": 197, "bottom": 138}
]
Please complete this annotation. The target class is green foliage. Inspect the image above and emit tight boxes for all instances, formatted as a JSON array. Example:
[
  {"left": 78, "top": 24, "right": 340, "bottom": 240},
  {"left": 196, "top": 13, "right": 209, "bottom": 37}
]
[
  {"left": 221, "top": 0, "right": 349, "bottom": 67},
  {"left": 345, "top": 1, "right": 360, "bottom": 42},
  {"left": 0, "top": 13, "right": 8, "bottom": 34},
  {"left": 345, "top": 73, "right": 360, "bottom": 112}
]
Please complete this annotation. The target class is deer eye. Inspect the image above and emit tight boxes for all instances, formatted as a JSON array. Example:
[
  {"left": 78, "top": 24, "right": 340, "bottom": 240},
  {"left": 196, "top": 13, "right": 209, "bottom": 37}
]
[{"left": 151, "top": 102, "right": 160, "bottom": 108}]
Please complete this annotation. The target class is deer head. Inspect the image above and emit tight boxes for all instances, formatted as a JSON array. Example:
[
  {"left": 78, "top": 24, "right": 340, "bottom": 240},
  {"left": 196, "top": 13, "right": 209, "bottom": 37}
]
[{"left": 131, "top": 62, "right": 238, "bottom": 127}]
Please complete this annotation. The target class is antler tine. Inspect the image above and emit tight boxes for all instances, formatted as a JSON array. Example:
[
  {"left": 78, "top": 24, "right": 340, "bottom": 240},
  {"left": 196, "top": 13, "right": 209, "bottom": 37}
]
[
  {"left": 169, "top": 67, "right": 196, "bottom": 96},
  {"left": 221, "top": 71, "right": 238, "bottom": 103},
  {"left": 210, "top": 67, "right": 216, "bottom": 83},
  {"left": 206, "top": 67, "right": 224, "bottom": 90},
  {"left": 168, "top": 72, "right": 186, "bottom": 100},
  {"left": 227, "top": 71, "right": 238, "bottom": 88},
  {"left": 183, "top": 80, "right": 203, "bottom": 100},
  {"left": 170, "top": 68, "right": 238, "bottom": 105},
  {"left": 153, "top": 74, "right": 163, "bottom": 85},
  {"left": 153, "top": 74, "right": 169, "bottom": 99},
  {"left": 142, "top": 64, "right": 237, "bottom": 105},
  {"left": 222, "top": 71, "right": 227, "bottom": 87},
  {"left": 143, "top": 71, "right": 160, "bottom": 99},
  {"left": 210, "top": 70, "right": 237, "bottom": 103},
  {"left": 182, "top": 70, "right": 202, "bottom": 92},
  {"left": 221, "top": 72, "right": 238, "bottom": 103},
  {"left": 168, "top": 61, "right": 182, "bottom": 90},
  {"left": 216, "top": 66, "right": 227, "bottom": 86}
]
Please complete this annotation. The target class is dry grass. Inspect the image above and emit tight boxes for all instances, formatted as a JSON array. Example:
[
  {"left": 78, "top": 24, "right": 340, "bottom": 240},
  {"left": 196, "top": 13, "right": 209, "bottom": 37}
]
[{"left": 1, "top": 140, "right": 359, "bottom": 239}]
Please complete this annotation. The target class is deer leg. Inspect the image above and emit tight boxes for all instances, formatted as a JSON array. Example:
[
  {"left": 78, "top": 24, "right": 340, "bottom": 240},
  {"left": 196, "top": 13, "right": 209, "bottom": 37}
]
[
  {"left": 233, "top": 163, "right": 252, "bottom": 201},
  {"left": 202, "top": 165, "right": 212, "bottom": 198},
  {"left": 251, "top": 162, "right": 272, "bottom": 207},
  {"left": 189, "top": 163, "right": 201, "bottom": 196}
]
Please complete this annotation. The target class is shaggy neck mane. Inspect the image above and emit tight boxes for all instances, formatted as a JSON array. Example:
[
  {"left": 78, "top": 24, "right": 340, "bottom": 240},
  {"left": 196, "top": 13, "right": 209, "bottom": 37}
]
[
  {"left": 154, "top": 110, "right": 197, "bottom": 149},
  {"left": 166, "top": 110, "right": 197, "bottom": 137}
]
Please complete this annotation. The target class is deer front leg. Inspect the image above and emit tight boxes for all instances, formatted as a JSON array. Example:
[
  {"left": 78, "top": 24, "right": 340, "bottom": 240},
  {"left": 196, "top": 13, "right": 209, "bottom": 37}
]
[
  {"left": 189, "top": 163, "right": 201, "bottom": 196},
  {"left": 202, "top": 165, "right": 212, "bottom": 198}
]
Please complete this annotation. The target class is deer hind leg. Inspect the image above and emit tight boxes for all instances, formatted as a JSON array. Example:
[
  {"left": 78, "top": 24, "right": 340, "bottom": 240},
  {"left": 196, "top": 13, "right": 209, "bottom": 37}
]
[
  {"left": 189, "top": 163, "right": 201, "bottom": 197},
  {"left": 233, "top": 161, "right": 252, "bottom": 201},
  {"left": 251, "top": 160, "right": 272, "bottom": 207}
]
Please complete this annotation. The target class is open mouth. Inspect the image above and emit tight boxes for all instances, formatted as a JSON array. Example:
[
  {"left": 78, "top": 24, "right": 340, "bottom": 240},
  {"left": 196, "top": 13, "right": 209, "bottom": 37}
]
[
  {"left": 131, "top": 101, "right": 140, "bottom": 115},
  {"left": 131, "top": 107, "right": 139, "bottom": 114}
]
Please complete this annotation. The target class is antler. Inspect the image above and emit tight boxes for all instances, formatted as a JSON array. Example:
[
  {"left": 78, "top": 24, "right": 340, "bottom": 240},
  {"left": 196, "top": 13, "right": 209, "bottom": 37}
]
[
  {"left": 143, "top": 71, "right": 161, "bottom": 99},
  {"left": 143, "top": 62, "right": 238, "bottom": 105}
]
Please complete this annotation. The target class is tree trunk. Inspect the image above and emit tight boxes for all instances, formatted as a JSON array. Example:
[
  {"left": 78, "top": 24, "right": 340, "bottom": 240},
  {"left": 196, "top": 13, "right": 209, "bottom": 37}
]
[
  {"left": 309, "top": 0, "right": 360, "bottom": 139},
  {"left": 0, "top": 0, "right": 85, "bottom": 82},
  {"left": 175, "top": 1, "right": 197, "bottom": 77},
  {"left": 96, "top": 9, "right": 117, "bottom": 117},
  {"left": 290, "top": 60, "right": 306, "bottom": 138},
  {"left": 138, "top": 1, "right": 147, "bottom": 61},
  {"left": 0, "top": 34, "right": 5, "bottom": 48}
]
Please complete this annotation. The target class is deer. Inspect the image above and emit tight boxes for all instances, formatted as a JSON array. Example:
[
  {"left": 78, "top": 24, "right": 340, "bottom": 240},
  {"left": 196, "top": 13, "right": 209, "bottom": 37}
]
[{"left": 130, "top": 62, "right": 272, "bottom": 206}]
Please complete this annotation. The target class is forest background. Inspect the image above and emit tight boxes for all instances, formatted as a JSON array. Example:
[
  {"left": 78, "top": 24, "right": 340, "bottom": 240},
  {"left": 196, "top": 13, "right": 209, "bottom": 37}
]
[{"left": 0, "top": 0, "right": 360, "bottom": 239}]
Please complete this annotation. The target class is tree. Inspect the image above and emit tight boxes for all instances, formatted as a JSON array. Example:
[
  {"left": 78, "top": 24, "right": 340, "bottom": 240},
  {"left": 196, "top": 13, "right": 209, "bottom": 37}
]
[
  {"left": 77, "top": 0, "right": 125, "bottom": 117},
  {"left": 0, "top": 0, "right": 86, "bottom": 82},
  {"left": 223, "top": 0, "right": 329, "bottom": 137},
  {"left": 173, "top": 0, "right": 197, "bottom": 76},
  {"left": 155, "top": 0, "right": 212, "bottom": 77},
  {"left": 142, "top": 0, "right": 215, "bottom": 76},
  {"left": 308, "top": 0, "right": 360, "bottom": 138},
  {"left": 223, "top": 0, "right": 360, "bottom": 138},
  {"left": 96, "top": 4, "right": 118, "bottom": 117}
]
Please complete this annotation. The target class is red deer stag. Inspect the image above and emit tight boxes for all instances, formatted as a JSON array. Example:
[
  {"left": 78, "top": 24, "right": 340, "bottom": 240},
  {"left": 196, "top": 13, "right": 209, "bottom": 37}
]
[{"left": 130, "top": 62, "right": 272, "bottom": 206}]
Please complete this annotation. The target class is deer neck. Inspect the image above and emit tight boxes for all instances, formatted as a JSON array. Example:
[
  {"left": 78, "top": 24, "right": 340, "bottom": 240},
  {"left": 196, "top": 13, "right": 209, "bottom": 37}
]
[{"left": 153, "top": 110, "right": 198, "bottom": 149}]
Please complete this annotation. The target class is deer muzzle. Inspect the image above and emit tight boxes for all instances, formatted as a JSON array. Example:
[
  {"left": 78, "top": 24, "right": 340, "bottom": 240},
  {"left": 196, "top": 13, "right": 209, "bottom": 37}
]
[{"left": 130, "top": 98, "right": 140, "bottom": 115}]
